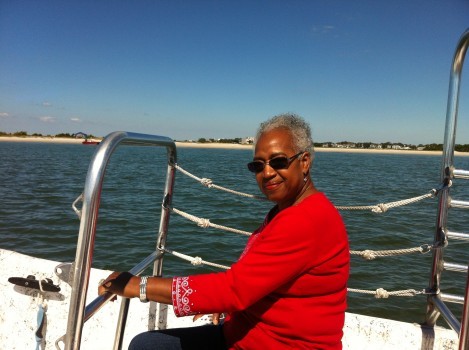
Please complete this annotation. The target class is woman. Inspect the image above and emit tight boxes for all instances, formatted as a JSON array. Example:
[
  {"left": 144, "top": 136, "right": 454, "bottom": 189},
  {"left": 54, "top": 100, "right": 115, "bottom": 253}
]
[{"left": 99, "top": 113, "right": 350, "bottom": 349}]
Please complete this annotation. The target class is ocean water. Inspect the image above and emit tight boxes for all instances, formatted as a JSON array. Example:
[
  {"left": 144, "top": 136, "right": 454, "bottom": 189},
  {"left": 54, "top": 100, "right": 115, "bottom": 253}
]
[{"left": 2, "top": 141, "right": 469, "bottom": 326}]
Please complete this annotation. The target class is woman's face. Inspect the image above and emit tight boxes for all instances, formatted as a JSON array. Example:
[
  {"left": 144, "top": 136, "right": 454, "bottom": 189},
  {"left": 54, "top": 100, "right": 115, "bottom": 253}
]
[{"left": 252, "top": 129, "right": 311, "bottom": 210}]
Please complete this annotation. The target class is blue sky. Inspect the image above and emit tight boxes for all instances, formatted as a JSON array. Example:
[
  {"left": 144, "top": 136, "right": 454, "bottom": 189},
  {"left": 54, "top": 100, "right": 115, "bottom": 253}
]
[{"left": 1, "top": 1, "right": 469, "bottom": 144}]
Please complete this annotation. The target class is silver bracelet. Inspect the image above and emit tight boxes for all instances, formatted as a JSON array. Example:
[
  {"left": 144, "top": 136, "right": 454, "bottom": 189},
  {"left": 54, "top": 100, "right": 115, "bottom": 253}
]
[{"left": 139, "top": 276, "right": 149, "bottom": 303}]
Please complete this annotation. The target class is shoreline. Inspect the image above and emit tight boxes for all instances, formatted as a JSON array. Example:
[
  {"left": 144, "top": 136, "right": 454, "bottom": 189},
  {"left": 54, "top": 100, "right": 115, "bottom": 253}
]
[
  {"left": 0, "top": 136, "right": 466, "bottom": 156},
  {"left": 0, "top": 136, "right": 99, "bottom": 144}
]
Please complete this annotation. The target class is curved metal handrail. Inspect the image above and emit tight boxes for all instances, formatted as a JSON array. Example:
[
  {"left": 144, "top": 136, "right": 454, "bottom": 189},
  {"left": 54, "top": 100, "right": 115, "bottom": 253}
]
[
  {"left": 425, "top": 28, "right": 469, "bottom": 350},
  {"left": 64, "top": 131, "right": 177, "bottom": 350}
]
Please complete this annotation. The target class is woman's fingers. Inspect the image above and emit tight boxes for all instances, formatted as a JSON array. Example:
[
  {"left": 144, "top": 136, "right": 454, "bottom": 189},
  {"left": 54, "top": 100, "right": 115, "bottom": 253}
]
[
  {"left": 192, "top": 314, "right": 203, "bottom": 322},
  {"left": 98, "top": 271, "right": 134, "bottom": 297},
  {"left": 192, "top": 313, "right": 224, "bottom": 325}
]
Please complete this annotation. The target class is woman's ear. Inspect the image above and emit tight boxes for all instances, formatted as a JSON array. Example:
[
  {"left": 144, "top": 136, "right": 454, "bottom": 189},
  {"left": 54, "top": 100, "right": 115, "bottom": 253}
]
[{"left": 301, "top": 152, "right": 312, "bottom": 172}]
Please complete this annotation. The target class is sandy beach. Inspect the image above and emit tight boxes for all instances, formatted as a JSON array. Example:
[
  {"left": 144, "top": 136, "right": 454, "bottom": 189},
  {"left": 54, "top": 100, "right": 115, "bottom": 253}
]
[
  {"left": 0, "top": 136, "right": 86, "bottom": 144},
  {"left": 1, "top": 135, "right": 466, "bottom": 156}
]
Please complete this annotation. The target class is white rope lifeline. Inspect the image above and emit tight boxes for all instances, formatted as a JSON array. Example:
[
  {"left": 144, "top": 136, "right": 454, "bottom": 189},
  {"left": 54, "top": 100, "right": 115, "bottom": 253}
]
[
  {"left": 171, "top": 207, "right": 437, "bottom": 260},
  {"left": 164, "top": 248, "right": 426, "bottom": 299},
  {"left": 335, "top": 192, "right": 435, "bottom": 213},
  {"left": 347, "top": 288, "right": 425, "bottom": 298},
  {"left": 176, "top": 164, "right": 437, "bottom": 213},
  {"left": 175, "top": 164, "right": 266, "bottom": 200},
  {"left": 164, "top": 248, "right": 230, "bottom": 270},
  {"left": 171, "top": 207, "right": 252, "bottom": 236},
  {"left": 350, "top": 244, "right": 432, "bottom": 260}
]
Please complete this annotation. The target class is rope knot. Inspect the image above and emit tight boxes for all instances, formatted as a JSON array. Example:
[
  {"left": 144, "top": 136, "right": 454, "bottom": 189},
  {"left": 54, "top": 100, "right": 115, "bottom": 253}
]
[
  {"left": 191, "top": 257, "right": 203, "bottom": 266},
  {"left": 201, "top": 178, "right": 213, "bottom": 188},
  {"left": 420, "top": 244, "right": 432, "bottom": 254},
  {"left": 197, "top": 218, "right": 210, "bottom": 228},
  {"left": 362, "top": 250, "right": 377, "bottom": 260},
  {"left": 375, "top": 288, "right": 389, "bottom": 298},
  {"left": 372, "top": 203, "right": 388, "bottom": 213}
]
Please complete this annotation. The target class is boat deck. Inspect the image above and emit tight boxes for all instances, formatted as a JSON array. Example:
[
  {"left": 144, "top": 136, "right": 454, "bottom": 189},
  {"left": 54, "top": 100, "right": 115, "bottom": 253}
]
[{"left": 0, "top": 249, "right": 459, "bottom": 349}]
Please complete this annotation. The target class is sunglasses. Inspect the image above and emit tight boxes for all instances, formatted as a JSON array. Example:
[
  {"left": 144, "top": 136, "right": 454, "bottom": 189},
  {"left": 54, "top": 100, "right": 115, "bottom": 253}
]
[{"left": 247, "top": 151, "right": 305, "bottom": 173}]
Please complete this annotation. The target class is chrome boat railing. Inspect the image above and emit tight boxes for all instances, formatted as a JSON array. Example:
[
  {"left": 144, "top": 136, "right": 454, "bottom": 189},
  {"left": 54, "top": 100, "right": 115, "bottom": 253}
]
[
  {"left": 425, "top": 28, "right": 469, "bottom": 350},
  {"left": 63, "top": 131, "right": 177, "bottom": 350}
]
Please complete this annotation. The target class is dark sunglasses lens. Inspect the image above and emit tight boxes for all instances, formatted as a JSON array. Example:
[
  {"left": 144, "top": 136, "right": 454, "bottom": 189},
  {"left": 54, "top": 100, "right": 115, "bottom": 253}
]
[
  {"left": 247, "top": 161, "right": 264, "bottom": 173},
  {"left": 269, "top": 157, "right": 289, "bottom": 170}
]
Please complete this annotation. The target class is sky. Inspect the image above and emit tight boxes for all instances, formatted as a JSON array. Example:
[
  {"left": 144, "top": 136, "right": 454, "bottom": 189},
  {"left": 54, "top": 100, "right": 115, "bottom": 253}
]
[{"left": 1, "top": 1, "right": 469, "bottom": 144}]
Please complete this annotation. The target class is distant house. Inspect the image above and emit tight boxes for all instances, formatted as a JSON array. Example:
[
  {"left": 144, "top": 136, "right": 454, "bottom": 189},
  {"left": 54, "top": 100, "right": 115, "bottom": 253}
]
[
  {"left": 241, "top": 137, "right": 254, "bottom": 144},
  {"left": 337, "top": 142, "right": 356, "bottom": 148},
  {"left": 322, "top": 142, "right": 334, "bottom": 148}
]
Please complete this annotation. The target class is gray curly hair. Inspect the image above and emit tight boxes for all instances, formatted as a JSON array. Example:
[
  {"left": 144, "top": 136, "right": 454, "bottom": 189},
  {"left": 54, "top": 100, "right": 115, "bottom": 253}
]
[{"left": 254, "top": 113, "right": 314, "bottom": 158}]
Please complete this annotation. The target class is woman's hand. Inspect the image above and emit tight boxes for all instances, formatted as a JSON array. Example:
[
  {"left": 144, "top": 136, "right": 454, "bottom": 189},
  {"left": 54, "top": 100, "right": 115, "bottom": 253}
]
[
  {"left": 193, "top": 313, "right": 225, "bottom": 325},
  {"left": 98, "top": 271, "right": 138, "bottom": 299}
]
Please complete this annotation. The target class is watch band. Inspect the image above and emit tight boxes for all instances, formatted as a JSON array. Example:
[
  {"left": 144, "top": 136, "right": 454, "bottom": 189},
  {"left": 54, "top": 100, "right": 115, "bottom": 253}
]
[{"left": 139, "top": 276, "right": 149, "bottom": 303}]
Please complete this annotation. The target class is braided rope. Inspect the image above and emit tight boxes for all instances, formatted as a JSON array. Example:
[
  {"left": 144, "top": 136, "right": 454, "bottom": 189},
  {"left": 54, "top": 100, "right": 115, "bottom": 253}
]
[
  {"left": 164, "top": 248, "right": 230, "bottom": 269},
  {"left": 171, "top": 207, "right": 252, "bottom": 236},
  {"left": 175, "top": 164, "right": 266, "bottom": 200},
  {"left": 347, "top": 288, "right": 425, "bottom": 298},
  {"left": 175, "top": 164, "right": 437, "bottom": 213},
  {"left": 165, "top": 248, "right": 426, "bottom": 299},
  {"left": 350, "top": 244, "right": 432, "bottom": 260},
  {"left": 162, "top": 165, "right": 439, "bottom": 300},
  {"left": 335, "top": 192, "right": 434, "bottom": 213},
  {"left": 171, "top": 207, "right": 436, "bottom": 260}
]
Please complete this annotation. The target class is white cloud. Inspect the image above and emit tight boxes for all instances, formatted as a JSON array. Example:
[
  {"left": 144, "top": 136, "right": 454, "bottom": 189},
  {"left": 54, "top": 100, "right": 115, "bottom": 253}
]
[
  {"left": 42, "top": 101, "right": 52, "bottom": 107},
  {"left": 39, "top": 116, "right": 56, "bottom": 123},
  {"left": 70, "top": 117, "right": 81, "bottom": 123},
  {"left": 0, "top": 112, "right": 9, "bottom": 118},
  {"left": 311, "top": 25, "right": 335, "bottom": 35}
]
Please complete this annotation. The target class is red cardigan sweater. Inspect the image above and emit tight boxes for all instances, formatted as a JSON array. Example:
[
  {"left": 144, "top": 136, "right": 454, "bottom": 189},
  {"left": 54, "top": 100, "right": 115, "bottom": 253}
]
[{"left": 171, "top": 192, "right": 350, "bottom": 349}]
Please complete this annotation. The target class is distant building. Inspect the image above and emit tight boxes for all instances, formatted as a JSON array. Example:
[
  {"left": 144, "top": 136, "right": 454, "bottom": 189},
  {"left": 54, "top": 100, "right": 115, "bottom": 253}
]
[
  {"left": 241, "top": 137, "right": 254, "bottom": 144},
  {"left": 336, "top": 142, "right": 356, "bottom": 148}
]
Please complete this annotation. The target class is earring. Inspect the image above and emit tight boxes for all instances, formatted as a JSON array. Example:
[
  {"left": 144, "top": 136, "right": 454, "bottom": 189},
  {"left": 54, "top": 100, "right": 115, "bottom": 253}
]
[{"left": 303, "top": 174, "right": 308, "bottom": 183}]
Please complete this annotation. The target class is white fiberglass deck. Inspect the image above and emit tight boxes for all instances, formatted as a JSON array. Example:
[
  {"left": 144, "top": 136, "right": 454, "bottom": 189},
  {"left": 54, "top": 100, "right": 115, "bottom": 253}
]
[{"left": 0, "top": 249, "right": 458, "bottom": 349}]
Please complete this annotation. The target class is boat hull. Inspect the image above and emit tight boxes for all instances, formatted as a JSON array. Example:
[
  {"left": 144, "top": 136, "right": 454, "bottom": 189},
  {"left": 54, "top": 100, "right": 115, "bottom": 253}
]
[{"left": 0, "top": 249, "right": 459, "bottom": 349}]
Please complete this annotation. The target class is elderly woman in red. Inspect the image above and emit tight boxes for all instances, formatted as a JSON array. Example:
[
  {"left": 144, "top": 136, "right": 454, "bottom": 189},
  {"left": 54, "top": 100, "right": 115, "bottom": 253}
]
[{"left": 99, "top": 113, "right": 350, "bottom": 349}]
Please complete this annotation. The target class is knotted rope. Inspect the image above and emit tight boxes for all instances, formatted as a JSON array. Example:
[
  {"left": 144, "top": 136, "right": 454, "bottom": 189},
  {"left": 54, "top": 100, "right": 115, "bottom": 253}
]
[
  {"left": 175, "top": 164, "right": 266, "bottom": 200},
  {"left": 175, "top": 164, "right": 438, "bottom": 213},
  {"left": 350, "top": 244, "right": 433, "bottom": 260},
  {"left": 171, "top": 206, "right": 435, "bottom": 260},
  {"left": 335, "top": 191, "right": 436, "bottom": 213},
  {"left": 164, "top": 248, "right": 230, "bottom": 270},
  {"left": 164, "top": 248, "right": 427, "bottom": 299},
  {"left": 171, "top": 207, "right": 252, "bottom": 236},
  {"left": 347, "top": 288, "right": 427, "bottom": 298}
]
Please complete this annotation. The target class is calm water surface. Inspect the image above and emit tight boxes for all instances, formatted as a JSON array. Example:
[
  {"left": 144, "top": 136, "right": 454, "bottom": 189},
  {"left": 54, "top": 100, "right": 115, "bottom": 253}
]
[{"left": 2, "top": 141, "right": 469, "bottom": 326}]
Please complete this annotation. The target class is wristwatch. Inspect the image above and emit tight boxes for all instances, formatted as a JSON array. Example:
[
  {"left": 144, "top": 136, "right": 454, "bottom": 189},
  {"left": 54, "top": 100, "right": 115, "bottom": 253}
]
[{"left": 139, "top": 276, "right": 149, "bottom": 303}]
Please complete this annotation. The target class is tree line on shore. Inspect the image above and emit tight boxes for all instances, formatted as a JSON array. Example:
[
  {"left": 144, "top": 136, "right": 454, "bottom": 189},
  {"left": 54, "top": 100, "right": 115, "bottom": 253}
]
[
  {"left": 4, "top": 131, "right": 469, "bottom": 152},
  {"left": 0, "top": 131, "right": 98, "bottom": 139},
  {"left": 317, "top": 141, "right": 469, "bottom": 152}
]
